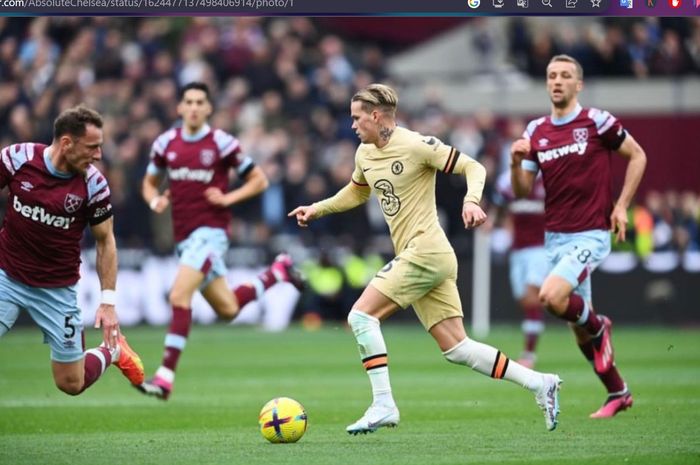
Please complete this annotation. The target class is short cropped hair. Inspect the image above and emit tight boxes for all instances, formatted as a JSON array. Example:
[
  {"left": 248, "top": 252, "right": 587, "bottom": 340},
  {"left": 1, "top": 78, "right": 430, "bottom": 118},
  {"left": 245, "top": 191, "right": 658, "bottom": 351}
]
[
  {"left": 352, "top": 84, "right": 398, "bottom": 117},
  {"left": 548, "top": 54, "right": 584, "bottom": 80},
  {"left": 53, "top": 105, "right": 103, "bottom": 140},
  {"left": 180, "top": 81, "right": 211, "bottom": 102}
]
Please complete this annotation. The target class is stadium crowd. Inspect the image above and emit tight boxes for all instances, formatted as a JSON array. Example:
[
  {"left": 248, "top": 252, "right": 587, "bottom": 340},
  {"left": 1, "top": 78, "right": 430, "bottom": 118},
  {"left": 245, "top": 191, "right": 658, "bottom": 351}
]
[
  {"left": 510, "top": 17, "right": 700, "bottom": 78},
  {"left": 0, "top": 17, "right": 698, "bottom": 257}
]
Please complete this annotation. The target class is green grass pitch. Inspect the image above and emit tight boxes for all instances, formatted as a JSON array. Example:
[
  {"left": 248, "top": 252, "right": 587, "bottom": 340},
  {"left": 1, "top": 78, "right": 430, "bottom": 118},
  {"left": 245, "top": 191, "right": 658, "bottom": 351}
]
[{"left": 1, "top": 323, "right": 699, "bottom": 465}]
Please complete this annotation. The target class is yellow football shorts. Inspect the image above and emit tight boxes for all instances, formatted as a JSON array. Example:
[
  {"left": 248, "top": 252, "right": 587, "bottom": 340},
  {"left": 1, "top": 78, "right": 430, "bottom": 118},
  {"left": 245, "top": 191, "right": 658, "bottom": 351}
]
[{"left": 369, "top": 251, "right": 463, "bottom": 330}]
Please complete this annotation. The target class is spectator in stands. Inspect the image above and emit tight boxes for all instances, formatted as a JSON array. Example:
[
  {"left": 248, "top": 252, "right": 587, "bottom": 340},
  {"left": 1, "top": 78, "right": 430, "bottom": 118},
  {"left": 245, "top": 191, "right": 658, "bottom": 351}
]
[
  {"left": 650, "top": 29, "right": 694, "bottom": 75},
  {"left": 0, "top": 16, "right": 698, "bottom": 253},
  {"left": 646, "top": 191, "right": 675, "bottom": 252},
  {"left": 676, "top": 191, "right": 700, "bottom": 252}
]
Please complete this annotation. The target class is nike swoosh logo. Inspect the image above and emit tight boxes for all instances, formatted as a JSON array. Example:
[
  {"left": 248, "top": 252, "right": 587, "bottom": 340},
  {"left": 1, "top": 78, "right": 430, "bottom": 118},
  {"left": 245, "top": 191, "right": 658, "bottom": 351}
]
[
  {"left": 367, "top": 413, "right": 394, "bottom": 428},
  {"left": 362, "top": 167, "right": 372, "bottom": 172}
]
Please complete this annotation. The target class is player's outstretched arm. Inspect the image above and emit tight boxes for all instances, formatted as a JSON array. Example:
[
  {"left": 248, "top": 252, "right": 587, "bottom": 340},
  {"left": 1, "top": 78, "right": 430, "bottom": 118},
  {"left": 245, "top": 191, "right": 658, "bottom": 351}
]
[
  {"left": 510, "top": 138, "right": 536, "bottom": 198},
  {"left": 90, "top": 217, "right": 120, "bottom": 349},
  {"left": 288, "top": 204, "right": 319, "bottom": 228},
  {"left": 206, "top": 165, "right": 269, "bottom": 208},
  {"left": 610, "top": 133, "right": 647, "bottom": 243},
  {"left": 289, "top": 181, "right": 370, "bottom": 227}
]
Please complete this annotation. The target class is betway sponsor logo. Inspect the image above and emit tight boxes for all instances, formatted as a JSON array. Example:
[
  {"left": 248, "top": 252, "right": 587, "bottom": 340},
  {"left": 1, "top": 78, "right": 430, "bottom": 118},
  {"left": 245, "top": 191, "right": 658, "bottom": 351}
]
[
  {"left": 168, "top": 167, "right": 214, "bottom": 183},
  {"left": 13, "top": 196, "right": 75, "bottom": 230},
  {"left": 537, "top": 142, "right": 587, "bottom": 163},
  {"left": 510, "top": 199, "right": 545, "bottom": 214}
]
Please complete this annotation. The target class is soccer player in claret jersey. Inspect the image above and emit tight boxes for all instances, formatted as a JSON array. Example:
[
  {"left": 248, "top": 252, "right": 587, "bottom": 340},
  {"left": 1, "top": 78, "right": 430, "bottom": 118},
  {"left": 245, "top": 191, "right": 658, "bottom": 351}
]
[
  {"left": 493, "top": 171, "right": 548, "bottom": 369},
  {"left": 0, "top": 106, "right": 144, "bottom": 395},
  {"left": 290, "top": 84, "right": 562, "bottom": 434},
  {"left": 136, "top": 82, "right": 303, "bottom": 400},
  {"left": 510, "top": 55, "right": 647, "bottom": 418}
]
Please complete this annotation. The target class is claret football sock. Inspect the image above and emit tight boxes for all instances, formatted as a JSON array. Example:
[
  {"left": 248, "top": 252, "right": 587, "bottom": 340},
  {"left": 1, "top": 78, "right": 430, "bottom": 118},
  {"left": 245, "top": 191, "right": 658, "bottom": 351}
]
[
  {"left": 161, "top": 306, "right": 192, "bottom": 378},
  {"left": 233, "top": 254, "right": 305, "bottom": 308},
  {"left": 523, "top": 304, "right": 545, "bottom": 354},
  {"left": 577, "top": 340, "right": 625, "bottom": 393},
  {"left": 561, "top": 294, "right": 603, "bottom": 335},
  {"left": 80, "top": 347, "right": 112, "bottom": 393}
]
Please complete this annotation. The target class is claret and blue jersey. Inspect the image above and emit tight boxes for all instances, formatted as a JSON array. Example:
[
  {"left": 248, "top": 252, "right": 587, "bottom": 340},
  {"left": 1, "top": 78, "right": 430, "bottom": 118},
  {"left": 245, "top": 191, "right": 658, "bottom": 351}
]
[
  {"left": 0, "top": 142, "right": 112, "bottom": 287},
  {"left": 522, "top": 104, "right": 627, "bottom": 234},
  {"left": 147, "top": 124, "right": 254, "bottom": 243}
]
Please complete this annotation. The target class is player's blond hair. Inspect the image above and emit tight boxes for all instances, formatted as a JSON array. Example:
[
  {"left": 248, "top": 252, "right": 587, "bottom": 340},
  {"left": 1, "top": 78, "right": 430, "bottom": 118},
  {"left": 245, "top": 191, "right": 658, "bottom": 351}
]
[
  {"left": 352, "top": 84, "right": 398, "bottom": 117},
  {"left": 549, "top": 54, "right": 584, "bottom": 80}
]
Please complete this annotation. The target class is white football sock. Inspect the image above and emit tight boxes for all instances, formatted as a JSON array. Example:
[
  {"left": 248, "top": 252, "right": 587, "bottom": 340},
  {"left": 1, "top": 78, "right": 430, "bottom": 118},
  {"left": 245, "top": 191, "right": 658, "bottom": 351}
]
[
  {"left": 443, "top": 338, "right": 543, "bottom": 392},
  {"left": 347, "top": 309, "right": 395, "bottom": 407},
  {"left": 99, "top": 341, "right": 121, "bottom": 361}
]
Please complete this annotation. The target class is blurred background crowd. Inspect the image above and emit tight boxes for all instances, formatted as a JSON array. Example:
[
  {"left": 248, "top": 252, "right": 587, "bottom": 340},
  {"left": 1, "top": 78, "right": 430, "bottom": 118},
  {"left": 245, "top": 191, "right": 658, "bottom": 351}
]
[{"left": 0, "top": 17, "right": 698, "bottom": 322}]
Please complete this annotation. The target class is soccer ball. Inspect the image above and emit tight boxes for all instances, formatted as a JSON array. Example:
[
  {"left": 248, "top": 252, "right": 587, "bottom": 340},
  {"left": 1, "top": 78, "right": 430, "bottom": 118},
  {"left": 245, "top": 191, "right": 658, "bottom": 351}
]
[{"left": 258, "top": 397, "right": 308, "bottom": 443}]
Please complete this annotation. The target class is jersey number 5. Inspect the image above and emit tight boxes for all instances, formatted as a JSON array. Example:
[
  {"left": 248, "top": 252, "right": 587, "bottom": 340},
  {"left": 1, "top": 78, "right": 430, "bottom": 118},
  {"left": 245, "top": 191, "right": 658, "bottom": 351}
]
[{"left": 64, "top": 316, "right": 76, "bottom": 339}]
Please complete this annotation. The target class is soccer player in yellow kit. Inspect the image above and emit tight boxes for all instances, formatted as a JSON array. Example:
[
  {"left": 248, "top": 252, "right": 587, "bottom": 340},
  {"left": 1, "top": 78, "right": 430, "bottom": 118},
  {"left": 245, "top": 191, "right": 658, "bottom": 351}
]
[{"left": 289, "top": 84, "right": 562, "bottom": 434}]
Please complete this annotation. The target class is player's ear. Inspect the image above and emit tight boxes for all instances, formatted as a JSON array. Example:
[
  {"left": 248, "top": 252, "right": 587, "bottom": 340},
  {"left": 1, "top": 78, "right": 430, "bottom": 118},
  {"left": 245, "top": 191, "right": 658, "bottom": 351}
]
[{"left": 59, "top": 135, "right": 73, "bottom": 151}]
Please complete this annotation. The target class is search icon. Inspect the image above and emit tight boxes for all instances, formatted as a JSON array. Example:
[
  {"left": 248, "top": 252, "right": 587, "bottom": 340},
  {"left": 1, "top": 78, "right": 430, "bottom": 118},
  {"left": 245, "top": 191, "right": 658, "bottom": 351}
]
[{"left": 542, "top": 0, "right": 552, "bottom": 6}]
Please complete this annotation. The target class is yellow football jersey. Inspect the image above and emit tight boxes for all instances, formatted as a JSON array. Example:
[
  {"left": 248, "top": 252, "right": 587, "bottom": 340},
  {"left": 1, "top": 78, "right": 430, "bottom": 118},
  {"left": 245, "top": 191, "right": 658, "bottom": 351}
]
[{"left": 351, "top": 126, "right": 463, "bottom": 265}]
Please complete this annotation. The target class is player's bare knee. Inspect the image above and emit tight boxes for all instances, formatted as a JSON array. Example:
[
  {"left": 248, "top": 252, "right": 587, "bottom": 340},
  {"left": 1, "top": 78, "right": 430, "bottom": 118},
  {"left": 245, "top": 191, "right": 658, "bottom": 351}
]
[
  {"left": 522, "top": 286, "right": 540, "bottom": 306},
  {"left": 168, "top": 288, "right": 191, "bottom": 308},
  {"left": 214, "top": 303, "right": 239, "bottom": 321},
  {"left": 347, "top": 309, "right": 378, "bottom": 336},
  {"left": 539, "top": 288, "right": 565, "bottom": 314},
  {"left": 538, "top": 288, "right": 555, "bottom": 308},
  {"left": 55, "top": 378, "right": 82, "bottom": 396}
]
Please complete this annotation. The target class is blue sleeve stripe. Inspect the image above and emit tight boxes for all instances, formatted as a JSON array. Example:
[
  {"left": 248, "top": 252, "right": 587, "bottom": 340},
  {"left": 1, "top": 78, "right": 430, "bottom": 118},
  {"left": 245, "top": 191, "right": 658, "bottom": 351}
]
[
  {"left": 237, "top": 157, "right": 253, "bottom": 175},
  {"left": 1, "top": 147, "right": 14, "bottom": 175},
  {"left": 524, "top": 117, "right": 545, "bottom": 140},
  {"left": 589, "top": 108, "right": 616, "bottom": 134},
  {"left": 147, "top": 162, "right": 165, "bottom": 176},
  {"left": 10, "top": 144, "right": 28, "bottom": 171},
  {"left": 86, "top": 169, "right": 109, "bottom": 200},
  {"left": 153, "top": 130, "right": 176, "bottom": 157},
  {"left": 214, "top": 129, "right": 240, "bottom": 157},
  {"left": 88, "top": 186, "right": 111, "bottom": 206},
  {"left": 522, "top": 159, "right": 539, "bottom": 172}
]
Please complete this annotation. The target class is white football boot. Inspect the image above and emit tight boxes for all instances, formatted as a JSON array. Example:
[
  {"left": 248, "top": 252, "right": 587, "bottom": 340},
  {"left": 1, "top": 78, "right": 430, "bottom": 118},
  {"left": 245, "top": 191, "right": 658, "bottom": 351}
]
[
  {"left": 346, "top": 404, "right": 400, "bottom": 435},
  {"left": 535, "top": 373, "right": 562, "bottom": 431}
]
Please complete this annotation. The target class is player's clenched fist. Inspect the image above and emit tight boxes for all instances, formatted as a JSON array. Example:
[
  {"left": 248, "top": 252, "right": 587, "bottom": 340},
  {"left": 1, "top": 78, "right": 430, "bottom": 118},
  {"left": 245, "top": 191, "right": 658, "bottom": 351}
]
[
  {"left": 462, "top": 201, "right": 487, "bottom": 229},
  {"left": 288, "top": 205, "right": 318, "bottom": 227},
  {"left": 510, "top": 138, "right": 531, "bottom": 167}
]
